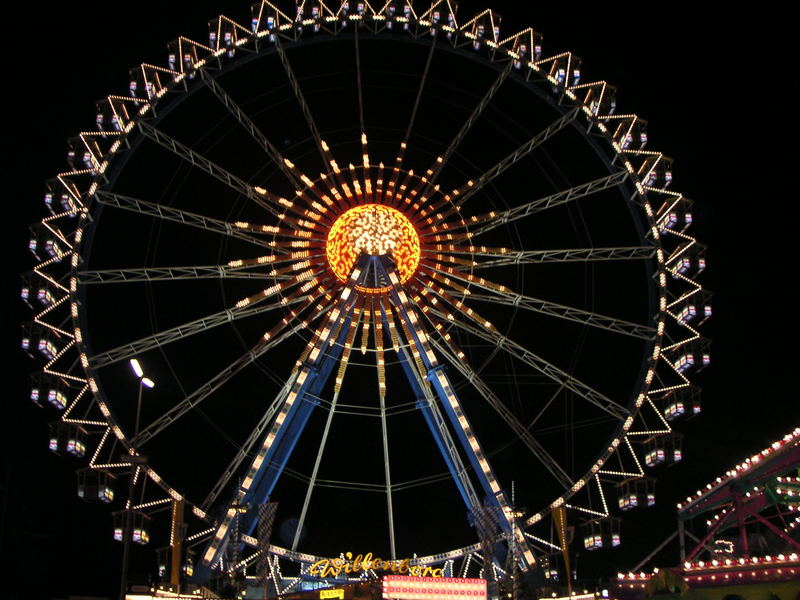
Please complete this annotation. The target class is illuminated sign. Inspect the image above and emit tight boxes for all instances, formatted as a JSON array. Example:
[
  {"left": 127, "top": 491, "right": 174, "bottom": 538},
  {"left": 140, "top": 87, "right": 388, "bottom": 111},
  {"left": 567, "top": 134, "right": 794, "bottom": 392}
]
[
  {"left": 309, "top": 552, "right": 444, "bottom": 578},
  {"left": 382, "top": 576, "right": 487, "bottom": 600}
]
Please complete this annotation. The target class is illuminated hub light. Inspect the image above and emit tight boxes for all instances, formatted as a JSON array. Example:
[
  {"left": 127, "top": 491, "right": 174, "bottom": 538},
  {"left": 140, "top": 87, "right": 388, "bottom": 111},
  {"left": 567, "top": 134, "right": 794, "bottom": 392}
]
[{"left": 326, "top": 204, "right": 420, "bottom": 287}]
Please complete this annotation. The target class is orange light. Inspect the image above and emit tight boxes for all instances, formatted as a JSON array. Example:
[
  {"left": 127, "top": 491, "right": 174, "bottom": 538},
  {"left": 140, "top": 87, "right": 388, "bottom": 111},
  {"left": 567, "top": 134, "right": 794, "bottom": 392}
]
[{"left": 326, "top": 204, "right": 420, "bottom": 285}]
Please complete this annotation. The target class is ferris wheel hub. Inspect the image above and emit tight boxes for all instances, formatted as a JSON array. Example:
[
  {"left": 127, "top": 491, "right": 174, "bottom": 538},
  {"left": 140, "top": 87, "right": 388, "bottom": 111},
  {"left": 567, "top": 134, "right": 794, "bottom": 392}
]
[{"left": 326, "top": 204, "right": 420, "bottom": 285}]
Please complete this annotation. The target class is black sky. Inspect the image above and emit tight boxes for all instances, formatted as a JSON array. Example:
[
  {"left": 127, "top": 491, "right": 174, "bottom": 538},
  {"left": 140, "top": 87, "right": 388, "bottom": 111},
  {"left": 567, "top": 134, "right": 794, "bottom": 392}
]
[{"left": 3, "top": 2, "right": 798, "bottom": 599}]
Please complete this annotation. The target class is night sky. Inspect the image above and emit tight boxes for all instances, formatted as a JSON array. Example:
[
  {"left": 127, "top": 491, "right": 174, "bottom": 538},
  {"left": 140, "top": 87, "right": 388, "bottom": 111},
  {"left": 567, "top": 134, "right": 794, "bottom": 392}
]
[{"left": 3, "top": 3, "right": 797, "bottom": 599}]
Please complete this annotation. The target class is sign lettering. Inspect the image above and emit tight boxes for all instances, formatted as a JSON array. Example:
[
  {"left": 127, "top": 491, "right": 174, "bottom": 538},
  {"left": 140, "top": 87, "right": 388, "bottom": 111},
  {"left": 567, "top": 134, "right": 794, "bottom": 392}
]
[{"left": 309, "top": 552, "right": 444, "bottom": 578}]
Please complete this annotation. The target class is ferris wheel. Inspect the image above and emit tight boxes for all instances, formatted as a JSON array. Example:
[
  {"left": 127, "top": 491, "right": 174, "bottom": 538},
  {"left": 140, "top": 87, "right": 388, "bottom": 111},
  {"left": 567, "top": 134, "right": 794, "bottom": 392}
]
[{"left": 23, "top": 0, "right": 710, "bottom": 592}]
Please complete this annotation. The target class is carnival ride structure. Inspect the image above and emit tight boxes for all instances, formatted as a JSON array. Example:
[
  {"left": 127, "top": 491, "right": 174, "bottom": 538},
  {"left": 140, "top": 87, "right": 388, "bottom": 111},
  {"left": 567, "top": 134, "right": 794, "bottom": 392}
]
[{"left": 22, "top": 0, "right": 709, "bottom": 593}]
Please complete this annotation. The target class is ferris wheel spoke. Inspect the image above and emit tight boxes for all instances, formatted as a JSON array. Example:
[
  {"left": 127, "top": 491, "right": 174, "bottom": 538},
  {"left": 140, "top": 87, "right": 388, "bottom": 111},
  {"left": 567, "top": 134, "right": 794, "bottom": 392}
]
[
  {"left": 427, "top": 306, "right": 630, "bottom": 421},
  {"left": 372, "top": 262, "right": 498, "bottom": 517},
  {"left": 379, "top": 37, "right": 438, "bottom": 199},
  {"left": 421, "top": 261, "right": 653, "bottom": 338},
  {"left": 464, "top": 170, "right": 631, "bottom": 238},
  {"left": 200, "top": 70, "right": 303, "bottom": 189},
  {"left": 453, "top": 106, "right": 581, "bottom": 210},
  {"left": 469, "top": 246, "right": 655, "bottom": 269},
  {"left": 133, "top": 301, "right": 325, "bottom": 448},
  {"left": 201, "top": 295, "right": 337, "bottom": 512},
  {"left": 201, "top": 381, "right": 291, "bottom": 512},
  {"left": 137, "top": 121, "right": 284, "bottom": 219},
  {"left": 523, "top": 385, "right": 562, "bottom": 432},
  {"left": 426, "top": 59, "right": 515, "bottom": 189},
  {"left": 380, "top": 384, "right": 397, "bottom": 558},
  {"left": 291, "top": 387, "right": 341, "bottom": 551},
  {"left": 428, "top": 335, "right": 575, "bottom": 490},
  {"left": 77, "top": 264, "right": 290, "bottom": 284},
  {"left": 88, "top": 293, "right": 303, "bottom": 370},
  {"left": 290, "top": 299, "right": 365, "bottom": 549},
  {"left": 354, "top": 25, "right": 365, "bottom": 134},
  {"left": 402, "top": 35, "right": 438, "bottom": 151},
  {"left": 200, "top": 271, "right": 364, "bottom": 572},
  {"left": 392, "top": 276, "right": 537, "bottom": 569},
  {"left": 465, "top": 291, "right": 655, "bottom": 339},
  {"left": 93, "top": 190, "right": 269, "bottom": 248},
  {"left": 274, "top": 37, "right": 328, "bottom": 174}
]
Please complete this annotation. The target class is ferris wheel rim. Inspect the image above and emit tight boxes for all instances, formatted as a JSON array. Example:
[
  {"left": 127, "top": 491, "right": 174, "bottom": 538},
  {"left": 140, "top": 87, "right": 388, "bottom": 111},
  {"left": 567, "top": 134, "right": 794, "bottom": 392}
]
[
  {"left": 23, "top": 2, "right": 709, "bottom": 575},
  {"left": 78, "top": 18, "right": 660, "bottom": 528}
]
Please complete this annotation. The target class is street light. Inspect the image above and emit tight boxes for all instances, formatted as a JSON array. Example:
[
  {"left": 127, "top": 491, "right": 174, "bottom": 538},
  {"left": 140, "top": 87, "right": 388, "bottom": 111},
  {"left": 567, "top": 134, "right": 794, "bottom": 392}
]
[
  {"left": 120, "top": 359, "right": 155, "bottom": 600},
  {"left": 129, "top": 359, "right": 155, "bottom": 437},
  {"left": 130, "top": 358, "right": 144, "bottom": 378}
]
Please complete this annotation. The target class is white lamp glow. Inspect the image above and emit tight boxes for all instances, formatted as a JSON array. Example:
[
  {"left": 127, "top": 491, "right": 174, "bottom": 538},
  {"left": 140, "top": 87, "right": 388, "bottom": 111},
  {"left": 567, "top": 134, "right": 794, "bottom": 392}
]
[{"left": 129, "top": 359, "right": 144, "bottom": 378}]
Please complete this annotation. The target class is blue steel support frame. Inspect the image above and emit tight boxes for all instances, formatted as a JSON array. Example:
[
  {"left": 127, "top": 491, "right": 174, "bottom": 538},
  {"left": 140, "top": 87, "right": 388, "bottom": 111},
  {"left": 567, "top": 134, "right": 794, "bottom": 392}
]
[
  {"left": 195, "top": 255, "right": 535, "bottom": 582},
  {"left": 194, "top": 260, "right": 365, "bottom": 580},
  {"left": 394, "top": 344, "right": 477, "bottom": 511},
  {"left": 376, "top": 256, "right": 537, "bottom": 571},
  {"left": 238, "top": 314, "right": 353, "bottom": 538}
]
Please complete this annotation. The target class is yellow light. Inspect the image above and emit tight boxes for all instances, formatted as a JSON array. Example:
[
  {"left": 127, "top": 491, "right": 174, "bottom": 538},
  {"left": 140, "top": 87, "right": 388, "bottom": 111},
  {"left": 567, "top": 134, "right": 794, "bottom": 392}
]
[{"left": 326, "top": 204, "right": 420, "bottom": 285}]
